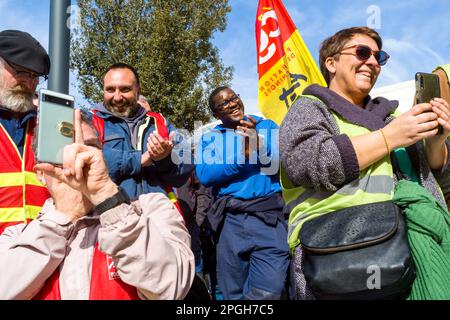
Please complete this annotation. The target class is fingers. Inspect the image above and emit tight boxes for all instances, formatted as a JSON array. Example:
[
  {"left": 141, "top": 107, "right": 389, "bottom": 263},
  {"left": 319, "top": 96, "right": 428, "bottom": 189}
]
[
  {"left": 34, "top": 163, "right": 67, "bottom": 183},
  {"left": 239, "top": 117, "right": 256, "bottom": 129},
  {"left": 236, "top": 125, "right": 257, "bottom": 138},
  {"left": 417, "top": 120, "right": 440, "bottom": 133},
  {"left": 74, "top": 109, "right": 84, "bottom": 144},
  {"left": 410, "top": 103, "right": 433, "bottom": 116},
  {"left": 61, "top": 143, "right": 93, "bottom": 177},
  {"left": 34, "top": 163, "right": 57, "bottom": 176},
  {"left": 419, "top": 128, "right": 440, "bottom": 139},
  {"left": 247, "top": 115, "right": 257, "bottom": 126},
  {"left": 415, "top": 111, "right": 438, "bottom": 124},
  {"left": 437, "top": 117, "right": 450, "bottom": 133},
  {"left": 432, "top": 97, "right": 450, "bottom": 109},
  {"left": 431, "top": 98, "right": 450, "bottom": 120},
  {"left": 147, "top": 132, "right": 174, "bottom": 155},
  {"left": 74, "top": 151, "right": 93, "bottom": 180},
  {"left": 63, "top": 144, "right": 80, "bottom": 176},
  {"left": 147, "top": 133, "right": 166, "bottom": 154}
]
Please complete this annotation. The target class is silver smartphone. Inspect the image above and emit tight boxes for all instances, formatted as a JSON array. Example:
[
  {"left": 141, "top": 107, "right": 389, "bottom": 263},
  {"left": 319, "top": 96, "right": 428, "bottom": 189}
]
[{"left": 36, "top": 89, "right": 75, "bottom": 165}]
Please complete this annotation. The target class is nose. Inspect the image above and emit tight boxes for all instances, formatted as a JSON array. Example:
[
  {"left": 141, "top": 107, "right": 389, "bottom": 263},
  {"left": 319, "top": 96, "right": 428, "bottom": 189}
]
[
  {"left": 365, "top": 53, "right": 379, "bottom": 66},
  {"left": 113, "top": 90, "right": 123, "bottom": 102},
  {"left": 228, "top": 98, "right": 240, "bottom": 109}
]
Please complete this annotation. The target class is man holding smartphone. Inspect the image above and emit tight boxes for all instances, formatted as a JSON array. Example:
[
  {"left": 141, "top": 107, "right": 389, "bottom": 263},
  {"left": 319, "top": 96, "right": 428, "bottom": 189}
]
[
  {"left": 0, "top": 110, "right": 194, "bottom": 300},
  {"left": 0, "top": 30, "right": 51, "bottom": 234}
]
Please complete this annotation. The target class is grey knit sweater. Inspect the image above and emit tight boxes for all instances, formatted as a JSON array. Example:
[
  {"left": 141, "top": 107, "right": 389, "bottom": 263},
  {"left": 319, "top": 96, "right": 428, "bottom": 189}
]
[{"left": 279, "top": 84, "right": 450, "bottom": 208}]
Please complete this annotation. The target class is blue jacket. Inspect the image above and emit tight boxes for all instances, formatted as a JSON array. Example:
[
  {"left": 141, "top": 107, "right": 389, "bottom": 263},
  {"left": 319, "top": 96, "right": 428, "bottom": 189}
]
[
  {"left": 91, "top": 106, "right": 194, "bottom": 199},
  {"left": 195, "top": 115, "right": 281, "bottom": 200},
  {"left": 0, "top": 107, "right": 36, "bottom": 155}
]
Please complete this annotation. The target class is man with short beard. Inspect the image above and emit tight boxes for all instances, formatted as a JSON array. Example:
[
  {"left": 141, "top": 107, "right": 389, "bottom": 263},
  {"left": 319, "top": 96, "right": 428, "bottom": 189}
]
[
  {"left": 89, "top": 63, "right": 194, "bottom": 201},
  {"left": 0, "top": 30, "right": 51, "bottom": 234}
]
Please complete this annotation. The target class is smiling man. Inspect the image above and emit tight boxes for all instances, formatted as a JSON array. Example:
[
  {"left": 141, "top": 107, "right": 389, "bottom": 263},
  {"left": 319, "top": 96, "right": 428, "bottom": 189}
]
[
  {"left": 0, "top": 30, "right": 51, "bottom": 234},
  {"left": 195, "top": 86, "right": 290, "bottom": 300},
  {"left": 89, "top": 63, "right": 194, "bottom": 200}
]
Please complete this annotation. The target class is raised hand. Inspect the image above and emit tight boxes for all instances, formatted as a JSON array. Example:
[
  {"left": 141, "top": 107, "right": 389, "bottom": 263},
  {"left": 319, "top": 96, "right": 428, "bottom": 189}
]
[
  {"left": 382, "top": 102, "right": 439, "bottom": 150},
  {"left": 236, "top": 115, "right": 259, "bottom": 159},
  {"left": 145, "top": 131, "right": 175, "bottom": 163},
  {"left": 426, "top": 98, "right": 450, "bottom": 143},
  {"left": 35, "top": 109, "right": 118, "bottom": 208}
]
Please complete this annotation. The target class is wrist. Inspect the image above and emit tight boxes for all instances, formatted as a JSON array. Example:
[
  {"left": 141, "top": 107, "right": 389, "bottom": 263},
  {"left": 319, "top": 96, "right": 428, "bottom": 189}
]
[
  {"left": 425, "top": 140, "right": 447, "bottom": 170},
  {"left": 89, "top": 180, "right": 119, "bottom": 206},
  {"left": 141, "top": 152, "right": 153, "bottom": 167},
  {"left": 379, "top": 129, "right": 391, "bottom": 153},
  {"left": 93, "top": 186, "right": 130, "bottom": 214}
]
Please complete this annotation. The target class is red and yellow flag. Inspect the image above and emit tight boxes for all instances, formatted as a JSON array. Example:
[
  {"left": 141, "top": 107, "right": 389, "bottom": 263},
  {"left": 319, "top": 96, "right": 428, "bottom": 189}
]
[{"left": 256, "top": 0, "right": 326, "bottom": 125}]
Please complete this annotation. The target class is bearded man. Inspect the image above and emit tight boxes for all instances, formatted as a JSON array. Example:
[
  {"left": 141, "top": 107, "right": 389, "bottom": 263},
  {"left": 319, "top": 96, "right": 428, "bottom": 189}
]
[
  {"left": 89, "top": 63, "right": 194, "bottom": 200},
  {"left": 0, "top": 30, "right": 51, "bottom": 234}
]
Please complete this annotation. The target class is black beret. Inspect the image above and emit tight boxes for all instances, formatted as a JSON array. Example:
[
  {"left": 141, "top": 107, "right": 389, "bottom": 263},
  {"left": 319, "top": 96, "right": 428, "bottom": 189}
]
[{"left": 0, "top": 30, "right": 50, "bottom": 76}]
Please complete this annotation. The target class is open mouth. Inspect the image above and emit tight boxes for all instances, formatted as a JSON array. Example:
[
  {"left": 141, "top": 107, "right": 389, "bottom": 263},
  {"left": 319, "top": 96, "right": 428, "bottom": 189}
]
[
  {"left": 356, "top": 70, "right": 374, "bottom": 81},
  {"left": 227, "top": 107, "right": 241, "bottom": 116}
]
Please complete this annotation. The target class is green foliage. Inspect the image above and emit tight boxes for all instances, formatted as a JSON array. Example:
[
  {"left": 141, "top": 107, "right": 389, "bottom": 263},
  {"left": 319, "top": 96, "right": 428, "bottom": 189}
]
[{"left": 71, "top": 0, "right": 233, "bottom": 131}]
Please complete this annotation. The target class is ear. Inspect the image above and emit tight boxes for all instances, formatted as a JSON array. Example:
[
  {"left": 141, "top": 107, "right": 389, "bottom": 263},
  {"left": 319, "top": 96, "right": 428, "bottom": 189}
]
[{"left": 325, "top": 56, "right": 337, "bottom": 76}]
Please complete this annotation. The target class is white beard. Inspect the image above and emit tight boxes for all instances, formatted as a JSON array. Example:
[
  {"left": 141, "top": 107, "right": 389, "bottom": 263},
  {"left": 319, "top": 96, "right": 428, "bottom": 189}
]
[{"left": 0, "top": 88, "right": 35, "bottom": 113}]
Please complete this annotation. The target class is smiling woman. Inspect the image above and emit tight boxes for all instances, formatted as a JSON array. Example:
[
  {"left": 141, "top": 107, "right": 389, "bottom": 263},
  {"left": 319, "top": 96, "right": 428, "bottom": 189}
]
[{"left": 279, "top": 26, "right": 450, "bottom": 300}]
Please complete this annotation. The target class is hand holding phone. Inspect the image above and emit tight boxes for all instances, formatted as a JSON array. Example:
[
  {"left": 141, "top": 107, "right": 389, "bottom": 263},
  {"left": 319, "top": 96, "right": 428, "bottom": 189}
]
[
  {"left": 415, "top": 72, "right": 442, "bottom": 134},
  {"left": 36, "top": 89, "right": 75, "bottom": 165}
]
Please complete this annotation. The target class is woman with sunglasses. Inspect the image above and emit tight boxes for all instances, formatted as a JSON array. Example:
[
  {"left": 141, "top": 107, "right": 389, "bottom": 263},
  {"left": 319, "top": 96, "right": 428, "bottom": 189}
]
[{"left": 279, "top": 27, "right": 450, "bottom": 299}]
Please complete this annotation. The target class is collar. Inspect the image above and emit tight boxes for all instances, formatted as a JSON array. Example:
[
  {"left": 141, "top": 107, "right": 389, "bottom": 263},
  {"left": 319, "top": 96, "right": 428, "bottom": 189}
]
[
  {"left": 303, "top": 84, "right": 398, "bottom": 131},
  {"left": 0, "top": 105, "right": 37, "bottom": 127}
]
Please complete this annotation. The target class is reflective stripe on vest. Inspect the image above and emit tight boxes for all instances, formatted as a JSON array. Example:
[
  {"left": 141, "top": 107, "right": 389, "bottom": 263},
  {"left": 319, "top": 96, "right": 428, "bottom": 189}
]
[
  {"left": 434, "top": 63, "right": 450, "bottom": 85},
  {"left": 0, "top": 120, "right": 50, "bottom": 228},
  {"left": 281, "top": 95, "right": 394, "bottom": 252},
  {"left": 33, "top": 243, "right": 140, "bottom": 300}
]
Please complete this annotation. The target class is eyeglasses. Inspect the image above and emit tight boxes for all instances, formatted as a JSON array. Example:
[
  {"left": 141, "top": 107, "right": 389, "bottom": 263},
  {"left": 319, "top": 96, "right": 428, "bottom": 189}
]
[
  {"left": 3, "top": 60, "right": 48, "bottom": 84},
  {"left": 335, "top": 44, "right": 390, "bottom": 66},
  {"left": 214, "top": 94, "right": 241, "bottom": 111}
]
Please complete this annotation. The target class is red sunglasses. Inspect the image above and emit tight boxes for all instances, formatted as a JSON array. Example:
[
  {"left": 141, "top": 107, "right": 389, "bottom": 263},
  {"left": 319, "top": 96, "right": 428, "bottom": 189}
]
[{"left": 335, "top": 44, "right": 390, "bottom": 66}]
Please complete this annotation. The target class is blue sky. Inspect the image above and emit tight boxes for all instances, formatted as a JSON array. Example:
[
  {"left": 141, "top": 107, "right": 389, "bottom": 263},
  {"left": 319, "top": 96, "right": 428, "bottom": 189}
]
[{"left": 1, "top": 0, "right": 449, "bottom": 115}]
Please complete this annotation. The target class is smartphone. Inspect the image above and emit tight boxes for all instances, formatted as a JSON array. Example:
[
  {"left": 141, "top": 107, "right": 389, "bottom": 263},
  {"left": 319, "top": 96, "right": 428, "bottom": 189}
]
[
  {"left": 415, "top": 72, "right": 442, "bottom": 133},
  {"left": 36, "top": 89, "right": 75, "bottom": 165},
  {"left": 415, "top": 72, "right": 441, "bottom": 104}
]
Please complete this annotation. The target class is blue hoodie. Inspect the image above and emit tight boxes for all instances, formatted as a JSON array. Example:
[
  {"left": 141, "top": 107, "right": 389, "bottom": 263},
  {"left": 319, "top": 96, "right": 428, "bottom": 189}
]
[{"left": 195, "top": 115, "right": 281, "bottom": 200}]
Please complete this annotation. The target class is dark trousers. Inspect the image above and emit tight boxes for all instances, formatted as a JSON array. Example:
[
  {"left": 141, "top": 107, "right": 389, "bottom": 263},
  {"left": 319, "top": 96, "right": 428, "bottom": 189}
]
[{"left": 216, "top": 212, "right": 290, "bottom": 300}]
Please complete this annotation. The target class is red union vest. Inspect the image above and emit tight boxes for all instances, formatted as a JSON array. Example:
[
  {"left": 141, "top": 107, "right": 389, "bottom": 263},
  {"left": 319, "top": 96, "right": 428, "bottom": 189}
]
[
  {"left": 0, "top": 118, "right": 50, "bottom": 234},
  {"left": 91, "top": 110, "right": 184, "bottom": 219},
  {"left": 34, "top": 243, "right": 140, "bottom": 300}
]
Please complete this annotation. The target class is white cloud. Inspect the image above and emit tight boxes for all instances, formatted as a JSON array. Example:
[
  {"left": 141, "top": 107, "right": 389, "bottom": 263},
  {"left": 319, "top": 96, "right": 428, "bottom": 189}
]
[{"left": 376, "top": 37, "right": 447, "bottom": 87}]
